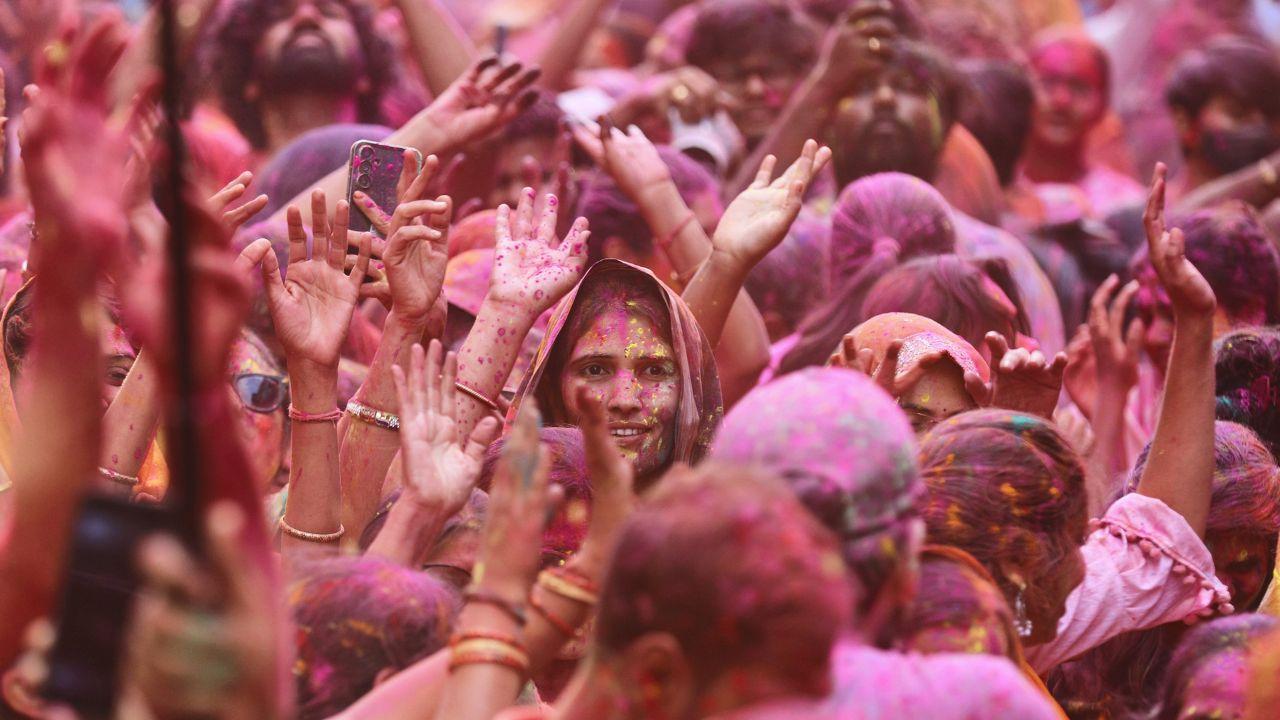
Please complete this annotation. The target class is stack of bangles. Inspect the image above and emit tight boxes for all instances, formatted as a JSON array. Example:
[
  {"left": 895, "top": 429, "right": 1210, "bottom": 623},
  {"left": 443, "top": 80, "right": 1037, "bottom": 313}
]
[
  {"left": 449, "top": 631, "right": 529, "bottom": 674},
  {"left": 530, "top": 567, "right": 599, "bottom": 638},
  {"left": 345, "top": 400, "right": 400, "bottom": 431}
]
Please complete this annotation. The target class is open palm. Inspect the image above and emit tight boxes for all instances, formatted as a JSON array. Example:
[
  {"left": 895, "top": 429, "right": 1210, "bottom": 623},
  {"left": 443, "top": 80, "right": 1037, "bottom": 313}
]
[
  {"left": 714, "top": 139, "right": 831, "bottom": 268},
  {"left": 429, "top": 56, "right": 541, "bottom": 149},
  {"left": 490, "top": 188, "right": 590, "bottom": 317},
  {"left": 261, "top": 193, "right": 370, "bottom": 369},
  {"left": 394, "top": 341, "right": 500, "bottom": 516}
]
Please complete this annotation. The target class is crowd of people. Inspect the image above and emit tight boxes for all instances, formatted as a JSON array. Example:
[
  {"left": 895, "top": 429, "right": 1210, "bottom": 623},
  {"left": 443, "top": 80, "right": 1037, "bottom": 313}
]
[{"left": 1, "top": 0, "right": 1280, "bottom": 717}]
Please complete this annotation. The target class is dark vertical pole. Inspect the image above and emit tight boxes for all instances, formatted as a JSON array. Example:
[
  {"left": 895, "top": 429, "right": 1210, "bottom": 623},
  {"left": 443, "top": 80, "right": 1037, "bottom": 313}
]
[{"left": 156, "top": 0, "right": 201, "bottom": 551}]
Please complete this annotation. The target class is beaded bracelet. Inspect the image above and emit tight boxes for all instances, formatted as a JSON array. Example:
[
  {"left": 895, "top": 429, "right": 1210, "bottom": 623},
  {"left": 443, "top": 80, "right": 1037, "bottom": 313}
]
[
  {"left": 288, "top": 406, "right": 343, "bottom": 423},
  {"left": 463, "top": 588, "right": 528, "bottom": 626},
  {"left": 537, "top": 568, "right": 599, "bottom": 605},
  {"left": 528, "top": 591, "right": 578, "bottom": 638},
  {"left": 98, "top": 466, "right": 140, "bottom": 488},
  {"left": 345, "top": 400, "right": 400, "bottom": 431},
  {"left": 279, "top": 518, "right": 345, "bottom": 543}
]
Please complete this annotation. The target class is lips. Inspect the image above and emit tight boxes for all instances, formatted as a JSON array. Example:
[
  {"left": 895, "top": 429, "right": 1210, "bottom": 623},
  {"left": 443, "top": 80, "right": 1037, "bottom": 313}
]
[{"left": 608, "top": 423, "right": 651, "bottom": 446}]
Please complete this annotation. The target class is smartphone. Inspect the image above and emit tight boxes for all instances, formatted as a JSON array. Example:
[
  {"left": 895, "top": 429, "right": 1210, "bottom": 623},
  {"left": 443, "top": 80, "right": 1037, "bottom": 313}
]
[
  {"left": 346, "top": 140, "right": 423, "bottom": 238},
  {"left": 42, "top": 494, "right": 175, "bottom": 717}
]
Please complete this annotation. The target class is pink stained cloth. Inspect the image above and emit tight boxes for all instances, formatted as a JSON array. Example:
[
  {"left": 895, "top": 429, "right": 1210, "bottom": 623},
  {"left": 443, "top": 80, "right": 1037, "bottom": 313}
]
[
  {"left": 823, "top": 642, "right": 1061, "bottom": 719},
  {"left": 1023, "top": 493, "right": 1233, "bottom": 673}
]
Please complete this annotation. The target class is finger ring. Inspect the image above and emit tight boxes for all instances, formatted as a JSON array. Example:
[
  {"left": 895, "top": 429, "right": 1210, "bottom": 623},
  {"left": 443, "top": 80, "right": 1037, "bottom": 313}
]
[
  {"left": 671, "top": 84, "right": 691, "bottom": 103},
  {"left": 43, "top": 40, "right": 69, "bottom": 68},
  {"left": 868, "top": 37, "right": 882, "bottom": 53}
]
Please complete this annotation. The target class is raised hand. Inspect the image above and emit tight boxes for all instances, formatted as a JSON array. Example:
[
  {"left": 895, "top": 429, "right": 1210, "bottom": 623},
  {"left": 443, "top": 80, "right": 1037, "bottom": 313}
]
[
  {"left": 475, "top": 400, "right": 560, "bottom": 602},
  {"left": 489, "top": 188, "right": 590, "bottom": 318},
  {"left": 352, "top": 152, "right": 452, "bottom": 320},
  {"left": 393, "top": 340, "right": 502, "bottom": 516},
  {"left": 22, "top": 17, "right": 132, "bottom": 294},
  {"left": 209, "top": 170, "right": 269, "bottom": 235},
  {"left": 427, "top": 55, "right": 541, "bottom": 150},
  {"left": 259, "top": 190, "right": 370, "bottom": 370},
  {"left": 1144, "top": 163, "right": 1216, "bottom": 317},
  {"left": 814, "top": 4, "right": 897, "bottom": 93},
  {"left": 1065, "top": 276, "right": 1144, "bottom": 415},
  {"left": 574, "top": 388, "right": 635, "bottom": 565},
  {"left": 712, "top": 139, "right": 831, "bottom": 270},
  {"left": 829, "top": 335, "right": 948, "bottom": 398},
  {"left": 965, "top": 332, "right": 1067, "bottom": 418},
  {"left": 570, "top": 118, "right": 672, "bottom": 204}
]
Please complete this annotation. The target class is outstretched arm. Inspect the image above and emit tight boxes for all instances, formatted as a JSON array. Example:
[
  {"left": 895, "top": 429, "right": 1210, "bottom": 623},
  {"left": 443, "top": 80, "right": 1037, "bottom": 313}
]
[
  {"left": 258, "top": 194, "right": 370, "bottom": 558},
  {"left": 391, "top": 0, "right": 478, "bottom": 95},
  {"left": 1133, "top": 164, "right": 1216, "bottom": 537}
]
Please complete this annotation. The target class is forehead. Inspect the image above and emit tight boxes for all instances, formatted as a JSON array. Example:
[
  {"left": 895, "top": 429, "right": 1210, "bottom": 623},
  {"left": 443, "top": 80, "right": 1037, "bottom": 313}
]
[
  {"left": 1033, "top": 42, "right": 1103, "bottom": 81},
  {"left": 569, "top": 308, "right": 673, "bottom": 355},
  {"left": 229, "top": 337, "right": 279, "bottom": 373}
]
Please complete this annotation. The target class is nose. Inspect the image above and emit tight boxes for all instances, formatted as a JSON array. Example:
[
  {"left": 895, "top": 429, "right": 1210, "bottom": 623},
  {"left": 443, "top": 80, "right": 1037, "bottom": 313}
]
[
  {"left": 606, "top": 373, "right": 643, "bottom": 415},
  {"left": 872, "top": 80, "right": 896, "bottom": 111},
  {"left": 293, "top": 1, "right": 322, "bottom": 23},
  {"left": 745, "top": 74, "right": 767, "bottom": 99}
]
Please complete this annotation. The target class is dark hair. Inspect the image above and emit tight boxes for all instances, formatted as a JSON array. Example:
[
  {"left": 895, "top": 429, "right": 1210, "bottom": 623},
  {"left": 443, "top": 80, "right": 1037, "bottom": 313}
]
[
  {"left": 211, "top": 0, "right": 395, "bottom": 149},
  {"left": 777, "top": 173, "right": 956, "bottom": 375},
  {"left": 595, "top": 462, "right": 852, "bottom": 695},
  {"left": 479, "top": 426, "right": 591, "bottom": 565},
  {"left": 1216, "top": 327, "right": 1280, "bottom": 457},
  {"left": 685, "top": 0, "right": 818, "bottom": 74},
  {"left": 901, "top": 545, "right": 1019, "bottom": 662},
  {"left": 578, "top": 146, "right": 719, "bottom": 266},
  {"left": 2, "top": 278, "right": 34, "bottom": 381},
  {"left": 958, "top": 59, "right": 1034, "bottom": 187},
  {"left": 289, "top": 555, "right": 459, "bottom": 719},
  {"left": 800, "top": 0, "right": 924, "bottom": 35},
  {"left": 861, "top": 255, "right": 1029, "bottom": 352},
  {"left": 501, "top": 90, "right": 564, "bottom": 143},
  {"left": 1165, "top": 35, "right": 1280, "bottom": 121},
  {"left": 919, "top": 410, "right": 1089, "bottom": 641},
  {"left": 1155, "top": 614, "right": 1278, "bottom": 720},
  {"left": 885, "top": 40, "right": 964, "bottom": 134},
  {"left": 1132, "top": 203, "right": 1280, "bottom": 326},
  {"left": 1049, "top": 421, "right": 1280, "bottom": 718}
]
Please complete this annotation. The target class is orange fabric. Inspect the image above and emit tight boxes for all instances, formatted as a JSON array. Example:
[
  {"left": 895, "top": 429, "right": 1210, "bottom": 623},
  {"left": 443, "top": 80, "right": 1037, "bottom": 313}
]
[{"left": 936, "top": 125, "right": 1006, "bottom": 227}]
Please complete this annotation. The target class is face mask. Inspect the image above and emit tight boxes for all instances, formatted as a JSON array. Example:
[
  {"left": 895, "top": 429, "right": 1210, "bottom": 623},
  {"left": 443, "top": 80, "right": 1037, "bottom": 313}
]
[{"left": 1199, "top": 123, "right": 1280, "bottom": 175}]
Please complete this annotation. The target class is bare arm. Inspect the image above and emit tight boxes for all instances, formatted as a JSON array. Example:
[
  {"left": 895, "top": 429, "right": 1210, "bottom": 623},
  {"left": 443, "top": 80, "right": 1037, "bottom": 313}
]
[
  {"left": 391, "top": 0, "right": 478, "bottom": 95},
  {"left": 454, "top": 189, "right": 589, "bottom": 438},
  {"left": 259, "top": 196, "right": 370, "bottom": 558},
  {"left": 1133, "top": 164, "right": 1216, "bottom": 537},
  {"left": 1175, "top": 148, "right": 1280, "bottom": 213},
  {"left": 535, "top": 0, "right": 615, "bottom": 91}
]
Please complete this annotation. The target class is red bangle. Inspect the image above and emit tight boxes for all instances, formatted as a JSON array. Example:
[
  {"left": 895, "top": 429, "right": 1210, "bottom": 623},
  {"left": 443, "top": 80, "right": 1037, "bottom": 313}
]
[
  {"left": 288, "top": 405, "right": 343, "bottom": 423},
  {"left": 655, "top": 212, "right": 697, "bottom": 248},
  {"left": 529, "top": 592, "right": 578, "bottom": 638}
]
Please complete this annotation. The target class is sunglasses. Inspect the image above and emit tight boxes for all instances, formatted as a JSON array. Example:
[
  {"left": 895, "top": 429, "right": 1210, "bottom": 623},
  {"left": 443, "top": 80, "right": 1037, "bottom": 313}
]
[{"left": 233, "top": 373, "right": 290, "bottom": 414}]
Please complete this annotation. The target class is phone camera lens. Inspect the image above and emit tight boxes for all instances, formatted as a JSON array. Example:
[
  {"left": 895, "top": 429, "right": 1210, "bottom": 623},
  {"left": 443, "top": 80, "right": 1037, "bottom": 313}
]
[
  {"left": 356, "top": 173, "right": 372, "bottom": 189},
  {"left": 358, "top": 145, "right": 374, "bottom": 159}
]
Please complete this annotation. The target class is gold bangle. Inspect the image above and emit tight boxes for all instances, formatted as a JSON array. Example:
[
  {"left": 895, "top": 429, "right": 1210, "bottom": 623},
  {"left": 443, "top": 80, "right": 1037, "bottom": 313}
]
[
  {"left": 455, "top": 381, "right": 500, "bottom": 414},
  {"left": 279, "top": 518, "right": 344, "bottom": 543},
  {"left": 98, "top": 466, "right": 140, "bottom": 488},
  {"left": 537, "top": 569, "right": 599, "bottom": 605},
  {"left": 1260, "top": 158, "right": 1278, "bottom": 189},
  {"left": 345, "top": 400, "right": 400, "bottom": 431},
  {"left": 448, "top": 638, "right": 530, "bottom": 674}
]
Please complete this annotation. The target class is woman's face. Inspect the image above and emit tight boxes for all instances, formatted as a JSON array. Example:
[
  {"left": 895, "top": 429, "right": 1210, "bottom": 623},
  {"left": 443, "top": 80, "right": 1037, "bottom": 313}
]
[
  {"left": 1176, "top": 648, "right": 1249, "bottom": 720},
  {"left": 227, "top": 338, "right": 287, "bottom": 494},
  {"left": 1207, "top": 530, "right": 1274, "bottom": 610},
  {"left": 100, "top": 315, "right": 136, "bottom": 412},
  {"left": 560, "top": 305, "right": 681, "bottom": 479},
  {"left": 897, "top": 361, "right": 977, "bottom": 434}
]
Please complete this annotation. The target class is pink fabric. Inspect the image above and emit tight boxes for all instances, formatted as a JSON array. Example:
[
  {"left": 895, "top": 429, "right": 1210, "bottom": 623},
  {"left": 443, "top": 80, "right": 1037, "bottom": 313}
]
[
  {"left": 1026, "top": 166, "right": 1147, "bottom": 223},
  {"left": 759, "top": 332, "right": 800, "bottom": 386},
  {"left": 824, "top": 642, "right": 1060, "bottom": 719},
  {"left": 1024, "top": 493, "right": 1233, "bottom": 673}
]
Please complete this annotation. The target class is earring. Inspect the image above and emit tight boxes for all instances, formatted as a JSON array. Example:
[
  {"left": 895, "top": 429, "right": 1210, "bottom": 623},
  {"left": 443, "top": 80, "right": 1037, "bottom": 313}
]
[{"left": 1013, "top": 581, "right": 1033, "bottom": 639}]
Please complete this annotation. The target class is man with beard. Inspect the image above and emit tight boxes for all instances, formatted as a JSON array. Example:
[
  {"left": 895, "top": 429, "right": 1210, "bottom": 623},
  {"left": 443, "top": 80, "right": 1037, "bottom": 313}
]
[
  {"left": 823, "top": 39, "right": 1066, "bottom": 353},
  {"left": 212, "top": 0, "right": 395, "bottom": 157}
]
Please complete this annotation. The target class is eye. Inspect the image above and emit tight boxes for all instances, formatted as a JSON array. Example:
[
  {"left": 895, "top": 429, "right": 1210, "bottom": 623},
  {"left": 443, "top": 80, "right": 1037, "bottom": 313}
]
[
  {"left": 579, "top": 363, "right": 609, "bottom": 378},
  {"left": 642, "top": 362, "right": 675, "bottom": 379},
  {"left": 106, "top": 367, "right": 129, "bottom": 387}
]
